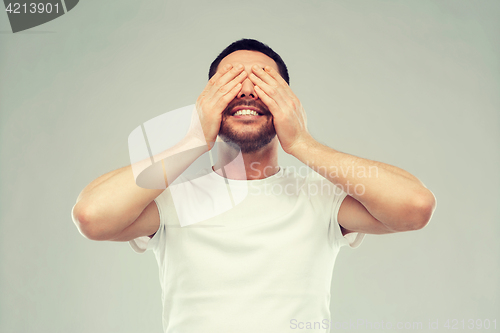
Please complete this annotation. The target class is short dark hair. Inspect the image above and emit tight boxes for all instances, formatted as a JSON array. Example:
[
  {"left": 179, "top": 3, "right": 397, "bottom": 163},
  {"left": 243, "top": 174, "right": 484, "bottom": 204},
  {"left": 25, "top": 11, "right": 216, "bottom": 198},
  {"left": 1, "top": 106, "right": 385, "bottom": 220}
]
[{"left": 208, "top": 38, "right": 290, "bottom": 85}]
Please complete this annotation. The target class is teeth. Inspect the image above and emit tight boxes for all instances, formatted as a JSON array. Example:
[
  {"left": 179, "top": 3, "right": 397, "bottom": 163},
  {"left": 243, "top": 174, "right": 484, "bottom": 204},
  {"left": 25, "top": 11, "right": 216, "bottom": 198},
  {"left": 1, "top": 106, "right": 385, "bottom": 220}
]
[{"left": 233, "top": 109, "right": 259, "bottom": 116}]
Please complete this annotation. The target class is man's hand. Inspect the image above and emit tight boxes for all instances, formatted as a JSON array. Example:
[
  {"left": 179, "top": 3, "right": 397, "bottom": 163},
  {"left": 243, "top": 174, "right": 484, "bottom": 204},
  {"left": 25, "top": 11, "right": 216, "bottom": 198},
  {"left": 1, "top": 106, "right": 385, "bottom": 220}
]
[
  {"left": 249, "top": 65, "right": 312, "bottom": 155},
  {"left": 193, "top": 63, "right": 247, "bottom": 150}
]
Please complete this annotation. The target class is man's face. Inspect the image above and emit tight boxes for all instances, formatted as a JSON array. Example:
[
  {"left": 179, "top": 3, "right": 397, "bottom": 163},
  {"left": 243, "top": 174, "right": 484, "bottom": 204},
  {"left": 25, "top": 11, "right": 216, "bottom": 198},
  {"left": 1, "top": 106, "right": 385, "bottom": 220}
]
[{"left": 217, "top": 50, "right": 280, "bottom": 153}]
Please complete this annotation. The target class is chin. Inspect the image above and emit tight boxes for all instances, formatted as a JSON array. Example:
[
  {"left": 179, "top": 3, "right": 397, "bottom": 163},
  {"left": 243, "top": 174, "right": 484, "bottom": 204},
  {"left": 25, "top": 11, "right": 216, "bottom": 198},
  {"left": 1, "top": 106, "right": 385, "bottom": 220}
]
[{"left": 219, "top": 126, "right": 276, "bottom": 154}]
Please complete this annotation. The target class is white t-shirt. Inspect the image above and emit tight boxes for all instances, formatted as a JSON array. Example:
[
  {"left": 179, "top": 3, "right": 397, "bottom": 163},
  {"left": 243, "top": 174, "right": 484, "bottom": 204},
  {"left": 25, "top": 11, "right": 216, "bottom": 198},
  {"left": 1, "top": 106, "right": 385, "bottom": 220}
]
[{"left": 129, "top": 166, "right": 365, "bottom": 333}]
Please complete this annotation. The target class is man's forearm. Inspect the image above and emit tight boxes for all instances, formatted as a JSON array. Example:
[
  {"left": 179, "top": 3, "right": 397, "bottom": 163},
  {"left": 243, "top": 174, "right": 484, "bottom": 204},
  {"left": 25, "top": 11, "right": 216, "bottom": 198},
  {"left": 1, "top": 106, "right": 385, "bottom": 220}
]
[{"left": 291, "top": 138, "right": 436, "bottom": 230}]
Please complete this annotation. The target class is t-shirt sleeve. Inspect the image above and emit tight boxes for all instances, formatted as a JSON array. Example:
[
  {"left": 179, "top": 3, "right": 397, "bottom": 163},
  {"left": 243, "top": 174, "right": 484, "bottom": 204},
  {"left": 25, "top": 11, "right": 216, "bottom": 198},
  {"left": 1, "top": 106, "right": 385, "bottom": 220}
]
[
  {"left": 128, "top": 189, "right": 169, "bottom": 254},
  {"left": 329, "top": 185, "right": 366, "bottom": 249}
]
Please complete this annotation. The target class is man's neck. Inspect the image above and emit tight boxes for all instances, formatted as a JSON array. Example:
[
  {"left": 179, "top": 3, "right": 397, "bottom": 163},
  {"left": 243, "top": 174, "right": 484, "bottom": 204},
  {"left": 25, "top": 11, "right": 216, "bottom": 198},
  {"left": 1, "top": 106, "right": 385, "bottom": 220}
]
[{"left": 213, "top": 139, "right": 280, "bottom": 180}]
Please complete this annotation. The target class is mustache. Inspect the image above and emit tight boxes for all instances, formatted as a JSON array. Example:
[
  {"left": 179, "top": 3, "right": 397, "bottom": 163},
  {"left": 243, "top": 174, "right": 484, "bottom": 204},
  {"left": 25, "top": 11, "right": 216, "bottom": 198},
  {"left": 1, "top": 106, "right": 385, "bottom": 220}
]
[{"left": 223, "top": 99, "right": 270, "bottom": 116}]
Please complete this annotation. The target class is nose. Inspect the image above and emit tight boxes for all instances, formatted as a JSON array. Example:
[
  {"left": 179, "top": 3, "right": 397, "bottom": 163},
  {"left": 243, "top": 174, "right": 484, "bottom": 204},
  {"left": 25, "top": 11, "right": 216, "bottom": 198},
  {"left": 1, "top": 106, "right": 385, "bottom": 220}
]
[{"left": 237, "top": 76, "right": 258, "bottom": 100}]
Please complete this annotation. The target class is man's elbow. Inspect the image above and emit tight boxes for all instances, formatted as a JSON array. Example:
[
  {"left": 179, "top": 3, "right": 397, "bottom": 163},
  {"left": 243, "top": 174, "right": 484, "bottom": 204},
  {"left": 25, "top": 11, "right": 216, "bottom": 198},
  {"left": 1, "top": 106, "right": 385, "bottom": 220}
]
[
  {"left": 72, "top": 203, "right": 113, "bottom": 241},
  {"left": 408, "top": 189, "right": 437, "bottom": 230},
  {"left": 385, "top": 190, "right": 437, "bottom": 232}
]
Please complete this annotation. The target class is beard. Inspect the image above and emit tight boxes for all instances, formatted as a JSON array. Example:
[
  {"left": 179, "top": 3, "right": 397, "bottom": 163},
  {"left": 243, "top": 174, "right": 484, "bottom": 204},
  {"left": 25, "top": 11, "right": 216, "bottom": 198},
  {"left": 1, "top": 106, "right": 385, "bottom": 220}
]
[{"left": 218, "top": 99, "right": 276, "bottom": 153}]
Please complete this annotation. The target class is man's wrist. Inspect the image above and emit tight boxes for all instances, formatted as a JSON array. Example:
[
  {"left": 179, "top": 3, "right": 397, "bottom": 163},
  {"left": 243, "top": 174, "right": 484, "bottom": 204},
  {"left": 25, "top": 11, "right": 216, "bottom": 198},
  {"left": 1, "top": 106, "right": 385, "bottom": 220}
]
[{"left": 288, "top": 134, "right": 317, "bottom": 158}]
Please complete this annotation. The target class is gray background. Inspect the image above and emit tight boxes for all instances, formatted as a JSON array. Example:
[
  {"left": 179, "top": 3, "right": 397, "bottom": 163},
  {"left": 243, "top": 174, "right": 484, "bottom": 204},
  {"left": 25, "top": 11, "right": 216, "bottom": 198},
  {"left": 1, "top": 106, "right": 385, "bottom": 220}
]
[{"left": 1, "top": 0, "right": 499, "bottom": 332}]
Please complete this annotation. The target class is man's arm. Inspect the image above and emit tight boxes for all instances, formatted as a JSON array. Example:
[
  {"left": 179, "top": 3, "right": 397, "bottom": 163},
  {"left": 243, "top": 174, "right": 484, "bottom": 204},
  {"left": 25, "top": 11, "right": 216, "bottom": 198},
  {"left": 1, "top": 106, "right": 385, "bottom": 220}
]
[
  {"left": 291, "top": 141, "right": 437, "bottom": 233},
  {"left": 72, "top": 64, "right": 247, "bottom": 241},
  {"left": 72, "top": 165, "right": 165, "bottom": 241},
  {"left": 249, "top": 65, "right": 436, "bottom": 234}
]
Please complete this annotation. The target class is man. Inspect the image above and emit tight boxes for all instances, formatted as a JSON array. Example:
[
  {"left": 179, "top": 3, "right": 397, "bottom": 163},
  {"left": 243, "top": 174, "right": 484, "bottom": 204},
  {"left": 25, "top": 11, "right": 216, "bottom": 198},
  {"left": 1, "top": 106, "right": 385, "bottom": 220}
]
[{"left": 72, "top": 39, "right": 436, "bottom": 333}]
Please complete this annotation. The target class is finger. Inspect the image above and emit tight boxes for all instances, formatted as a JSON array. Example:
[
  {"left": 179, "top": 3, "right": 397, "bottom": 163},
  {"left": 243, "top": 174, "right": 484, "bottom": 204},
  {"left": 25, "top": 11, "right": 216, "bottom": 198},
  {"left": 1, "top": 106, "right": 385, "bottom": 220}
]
[
  {"left": 205, "top": 70, "right": 245, "bottom": 112},
  {"left": 262, "top": 65, "right": 289, "bottom": 87},
  {"left": 254, "top": 85, "right": 280, "bottom": 117},
  {"left": 251, "top": 65, "right": 294, "bottom": 101},
  {"left": 249, "top": 72, "right": 288, "bottom": 107},
  {"left": 209, "top": 64, "right": 246, "bottom": 94},
  {"left": 251, "top": 65, "right": 278, "bottom": 87},
  {"left": 204, "top": 64, "right": 234, "bottom": 93},
  {"left": 214, "top": 82, "right": 242, "bottom": 111},
  {"left": 253, "top": 65, "right": 296, "bottom": 102},
  {"left": 212, "top": 70, "right": 247, "bottom": 99}
]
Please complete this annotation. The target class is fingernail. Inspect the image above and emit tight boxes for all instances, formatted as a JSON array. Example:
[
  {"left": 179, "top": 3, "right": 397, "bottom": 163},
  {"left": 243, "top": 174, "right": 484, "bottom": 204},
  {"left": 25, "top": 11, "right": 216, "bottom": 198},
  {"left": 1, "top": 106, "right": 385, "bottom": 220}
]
[
  {"left": 236, "top": 64, "right": 243, "bottom": 70},
  {"left": 224, "top": 64, "right": 232, "bottom": 70},
  {"left": 252, "top": 65, "right": 259, "bottom": 70}
]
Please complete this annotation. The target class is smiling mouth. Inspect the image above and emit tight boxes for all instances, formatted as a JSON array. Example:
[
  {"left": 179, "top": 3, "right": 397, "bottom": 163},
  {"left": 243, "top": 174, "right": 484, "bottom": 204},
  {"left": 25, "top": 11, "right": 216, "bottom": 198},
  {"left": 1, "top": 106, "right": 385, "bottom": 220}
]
[
  {"left": 232, "top": 109, "right": 262, "bottom": 116},
  {"left": 225, "top": 99, "right": 270, "bottom": 118},
  {"left": 229, "top": 105, "right": 268, "bottom": 118}
]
